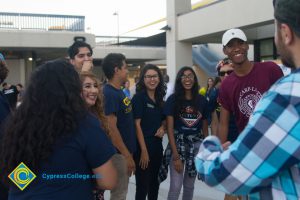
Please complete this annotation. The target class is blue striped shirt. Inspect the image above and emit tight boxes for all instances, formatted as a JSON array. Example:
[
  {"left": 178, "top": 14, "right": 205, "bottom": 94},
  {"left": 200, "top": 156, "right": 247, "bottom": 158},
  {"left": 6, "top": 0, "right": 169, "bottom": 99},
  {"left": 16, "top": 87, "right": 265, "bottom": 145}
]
[{"left": 195, "top": 68, "right": 300, "bottom": 199}]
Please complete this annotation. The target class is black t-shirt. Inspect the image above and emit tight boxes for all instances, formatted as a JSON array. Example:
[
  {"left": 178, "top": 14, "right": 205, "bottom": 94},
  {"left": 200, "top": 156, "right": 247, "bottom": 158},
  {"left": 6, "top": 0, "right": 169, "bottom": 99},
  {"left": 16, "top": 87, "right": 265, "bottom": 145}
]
[
  {"left": 132, "top": 91, "right": 165, "bottom": 153},
  {"left": 9, "top": 113, "right": 116, "bottom": 200},
  {"left": 3, "top": 85, "right": 18, "bottom": 108},
  {"left": 164, "top": 94, "right": 208, "bottom": 135},
  {"left": 0, "top": 91, "right": 10, "bottom": 127},
  {"left": 132, "top": 91, "right": 165, "bottom": 137}
]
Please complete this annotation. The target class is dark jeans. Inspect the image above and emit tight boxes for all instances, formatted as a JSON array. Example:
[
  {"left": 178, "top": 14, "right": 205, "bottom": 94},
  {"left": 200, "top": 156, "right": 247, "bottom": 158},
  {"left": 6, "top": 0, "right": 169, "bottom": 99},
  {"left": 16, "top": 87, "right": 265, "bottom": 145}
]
[{"left": 134, "top": 138, "right": 163, "bottom": 200}]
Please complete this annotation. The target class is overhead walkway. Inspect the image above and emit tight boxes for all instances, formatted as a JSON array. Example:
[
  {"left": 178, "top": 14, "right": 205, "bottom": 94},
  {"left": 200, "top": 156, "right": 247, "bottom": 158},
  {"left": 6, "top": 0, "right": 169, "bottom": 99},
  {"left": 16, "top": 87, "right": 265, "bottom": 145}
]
[{"left": 0, "top": 12, "right": 168, "bottom": 85}]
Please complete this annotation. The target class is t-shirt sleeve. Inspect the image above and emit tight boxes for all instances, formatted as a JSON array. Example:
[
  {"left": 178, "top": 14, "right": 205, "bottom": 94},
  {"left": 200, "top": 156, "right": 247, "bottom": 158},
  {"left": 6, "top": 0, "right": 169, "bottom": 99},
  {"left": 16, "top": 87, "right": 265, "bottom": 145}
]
[
  {"left": 269, "top": 62, "right": 284, "bottom": 84},
  {"left": 83, "top": 115, "right": 116, "bottom": 169},
  {"left": 104, "top": 88, "right": 119, "bottom": 116},
  {"left": 132, "top": 94, "right": 143, "bottom": 119},
  {"left": 163, "top": 94, "right": 175, "bottom": 116}
]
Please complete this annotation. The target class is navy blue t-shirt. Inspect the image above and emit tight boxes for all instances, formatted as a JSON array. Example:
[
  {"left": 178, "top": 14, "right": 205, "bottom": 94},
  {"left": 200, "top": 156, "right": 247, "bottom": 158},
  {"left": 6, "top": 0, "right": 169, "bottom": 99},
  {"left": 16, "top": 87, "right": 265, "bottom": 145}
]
[
  {"left": 103, "top": 84, "right": 136, "bottom": 153},
  {"left": 164, "top": 94, "right": 208, "bottom": 135},
  {"left": 0, "top": 92, "right": 10, "bottom": 199},
  {"left": 2, "top": 85, "right": 18, "bottom": 109},
  {"left": 132, "top": 91, "right": 165, "bottom": 138},
  {"left": 9, "top": 113, "right": 116, "bottom": 200}
]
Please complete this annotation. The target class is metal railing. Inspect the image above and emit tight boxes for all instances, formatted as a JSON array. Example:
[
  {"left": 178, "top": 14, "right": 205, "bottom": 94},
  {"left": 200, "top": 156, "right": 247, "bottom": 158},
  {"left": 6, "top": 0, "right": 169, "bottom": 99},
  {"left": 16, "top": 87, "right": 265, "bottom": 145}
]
[{"left": 0, "top": 12, "right": 85, "bottom": 31}]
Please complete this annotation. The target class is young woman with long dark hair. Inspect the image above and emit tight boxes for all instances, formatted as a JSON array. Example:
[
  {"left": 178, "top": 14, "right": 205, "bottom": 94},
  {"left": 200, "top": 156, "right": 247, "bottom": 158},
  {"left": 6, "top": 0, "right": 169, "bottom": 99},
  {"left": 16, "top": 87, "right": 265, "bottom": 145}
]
[
  {"left": 159, "top": 66, "right": 208, "bottom": 200},
  {"left": 132, "top": 64, "right": 166, "bottom": 200}
]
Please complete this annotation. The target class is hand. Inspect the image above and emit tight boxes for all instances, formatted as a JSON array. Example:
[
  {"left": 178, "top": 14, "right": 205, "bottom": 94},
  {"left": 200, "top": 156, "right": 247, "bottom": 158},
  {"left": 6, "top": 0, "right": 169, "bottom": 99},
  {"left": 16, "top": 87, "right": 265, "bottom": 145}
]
[
  {"left": 82, "top": 60, "right": 93, "bottom": 72},
  {"left": 125, "top": 154, "right": 136, "bottom": 176},
  {"left": 139, "top": 149, "right": 150, "bottom": 170},
  {"left": 173, "top": 159, "right": 183, "bottom": 173},
  {"left": 222, "top": 141, "right": 231, "bottom": 150},
  {"left": 154, "top": 126, "right": 165, "bottom": 138}
]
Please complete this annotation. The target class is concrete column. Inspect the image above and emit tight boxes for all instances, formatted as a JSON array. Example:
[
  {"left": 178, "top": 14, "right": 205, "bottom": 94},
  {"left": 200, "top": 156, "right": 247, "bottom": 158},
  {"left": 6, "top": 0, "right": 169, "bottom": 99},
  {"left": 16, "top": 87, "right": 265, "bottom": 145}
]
[{"left": 166, "top": 0, "right": 192, "bottom": 84}]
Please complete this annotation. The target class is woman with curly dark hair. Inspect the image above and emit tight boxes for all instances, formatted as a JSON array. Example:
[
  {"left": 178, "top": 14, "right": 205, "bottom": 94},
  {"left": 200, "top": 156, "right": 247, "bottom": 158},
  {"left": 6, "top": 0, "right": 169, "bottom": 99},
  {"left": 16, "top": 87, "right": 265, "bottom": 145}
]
[
  {"left": 0, "top": 59, "right": 116, "bottom": 200},
  {"left": 132, "top": 64, "right": 166, "bottom": 200},
  {"left": 159, "top": 66, "right": 208, "bottom": 200}
]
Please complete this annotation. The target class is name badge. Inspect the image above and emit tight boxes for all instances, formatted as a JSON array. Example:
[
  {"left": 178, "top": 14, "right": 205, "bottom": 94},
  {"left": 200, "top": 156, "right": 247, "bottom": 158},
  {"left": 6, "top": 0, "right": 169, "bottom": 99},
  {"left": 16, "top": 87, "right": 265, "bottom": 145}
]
[{"left": 147, "top": 103, "right": 154, "bottom": 108}]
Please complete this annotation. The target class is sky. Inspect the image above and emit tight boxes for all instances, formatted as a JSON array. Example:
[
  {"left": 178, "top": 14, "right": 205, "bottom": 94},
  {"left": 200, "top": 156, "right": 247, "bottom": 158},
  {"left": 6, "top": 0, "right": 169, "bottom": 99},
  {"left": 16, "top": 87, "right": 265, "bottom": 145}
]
[
  {"left": 0, "top": 0, "right": 165, "bottom": 37},
  {"left": 0, "top": 0, "right": 200, "bottom": 37}
]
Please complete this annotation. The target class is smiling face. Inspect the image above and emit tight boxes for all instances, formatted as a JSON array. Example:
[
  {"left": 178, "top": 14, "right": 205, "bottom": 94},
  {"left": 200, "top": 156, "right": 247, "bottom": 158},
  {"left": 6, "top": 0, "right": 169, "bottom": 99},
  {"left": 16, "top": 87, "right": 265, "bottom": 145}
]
[
  {"left": 144, "top": 69, "right": 160, "bottom": 91},
  {"left": 181, "top": 69, "right": 195, "bottom": 91},
  {"left": 219, "top": 63, "right": 234, "bottom": 81},
  {"left": 82, "top": 76, "right": 99, "bottom": 107},
  {"left": 223, "top": 38, "right": 249, "bottom": 65}
]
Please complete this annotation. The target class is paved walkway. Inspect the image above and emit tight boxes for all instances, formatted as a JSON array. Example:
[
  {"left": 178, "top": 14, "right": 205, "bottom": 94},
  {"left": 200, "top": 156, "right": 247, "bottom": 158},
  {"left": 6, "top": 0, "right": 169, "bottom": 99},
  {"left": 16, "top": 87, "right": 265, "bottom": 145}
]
[
  {"left": 105, "top": 174, "right": 225, "bottom": 200},
  {"left": 105, "top": 134, "right": 226, "bottom": 200}
]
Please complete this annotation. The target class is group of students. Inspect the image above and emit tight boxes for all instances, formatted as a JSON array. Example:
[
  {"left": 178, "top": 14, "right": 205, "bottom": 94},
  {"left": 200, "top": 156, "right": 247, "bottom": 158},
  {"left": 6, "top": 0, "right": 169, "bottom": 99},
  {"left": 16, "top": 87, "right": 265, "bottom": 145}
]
[
  {"left": 0, "top": 1, "right": 300, "bottom": 200},
  {"left": 0, "top": 39, "right": 208, "bottom": 200}
]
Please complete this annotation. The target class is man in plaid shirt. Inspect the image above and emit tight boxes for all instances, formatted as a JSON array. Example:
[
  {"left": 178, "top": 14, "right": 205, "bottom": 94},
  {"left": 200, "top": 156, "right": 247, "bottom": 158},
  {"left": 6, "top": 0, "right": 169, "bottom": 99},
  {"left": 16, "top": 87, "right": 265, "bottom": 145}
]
[{"left": 195, "top": 0, "right": 300, "bottom": 199}]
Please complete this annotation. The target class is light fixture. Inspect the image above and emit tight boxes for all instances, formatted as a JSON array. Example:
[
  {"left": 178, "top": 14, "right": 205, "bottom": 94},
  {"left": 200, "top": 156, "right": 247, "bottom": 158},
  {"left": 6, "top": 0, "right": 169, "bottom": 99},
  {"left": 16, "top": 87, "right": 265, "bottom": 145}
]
[{"left": 113, "top": 12, "right": 120, "bottom": 45}]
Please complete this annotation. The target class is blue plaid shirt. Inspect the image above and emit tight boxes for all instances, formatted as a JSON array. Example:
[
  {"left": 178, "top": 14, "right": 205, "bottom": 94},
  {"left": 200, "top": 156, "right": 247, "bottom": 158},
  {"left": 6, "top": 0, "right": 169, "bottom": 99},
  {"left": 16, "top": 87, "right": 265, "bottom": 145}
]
[{"left": 195, "top": 69, "right": 300, "bottom": 200}]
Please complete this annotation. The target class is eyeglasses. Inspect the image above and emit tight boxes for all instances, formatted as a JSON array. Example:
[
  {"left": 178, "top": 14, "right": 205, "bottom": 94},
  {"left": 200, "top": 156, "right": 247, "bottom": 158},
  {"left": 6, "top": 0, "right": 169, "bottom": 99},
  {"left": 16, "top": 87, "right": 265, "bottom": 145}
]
[
  {"left": 181, "top": 74, "right": 194, "bottom": 80},
  {"left": 218, "top": 70, "right": 233, "bottom": 76},
  {"left": 144, "top": 74, "right": 159, "bottom": 79}
]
